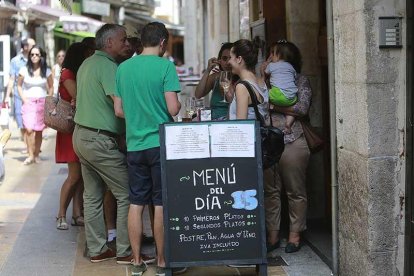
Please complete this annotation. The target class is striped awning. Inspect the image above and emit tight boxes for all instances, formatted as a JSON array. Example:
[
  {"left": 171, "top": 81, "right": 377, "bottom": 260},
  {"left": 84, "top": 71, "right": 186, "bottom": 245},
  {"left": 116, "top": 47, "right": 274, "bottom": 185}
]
[{"left": 59, "top": 0, "right": 73, "bottom": 14}]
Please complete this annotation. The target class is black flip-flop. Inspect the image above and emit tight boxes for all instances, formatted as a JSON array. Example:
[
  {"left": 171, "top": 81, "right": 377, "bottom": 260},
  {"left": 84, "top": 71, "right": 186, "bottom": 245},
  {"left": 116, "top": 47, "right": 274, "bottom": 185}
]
[{"left": 266, "top": 240, "right": 281, "bottom": 253}]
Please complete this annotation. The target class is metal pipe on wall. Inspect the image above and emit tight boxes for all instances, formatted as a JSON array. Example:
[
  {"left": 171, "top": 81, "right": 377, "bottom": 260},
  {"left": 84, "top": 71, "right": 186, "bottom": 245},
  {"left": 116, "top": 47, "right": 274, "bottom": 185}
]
[{"left": 326, "top": 0, "right": 339, "bottom": 275}]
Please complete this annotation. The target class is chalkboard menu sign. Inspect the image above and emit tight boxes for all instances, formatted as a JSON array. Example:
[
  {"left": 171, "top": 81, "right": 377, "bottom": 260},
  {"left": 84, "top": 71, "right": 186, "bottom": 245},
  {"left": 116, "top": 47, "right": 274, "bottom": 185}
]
[{"left": 160, "top": 120, "right": 267, "bottom": 275}]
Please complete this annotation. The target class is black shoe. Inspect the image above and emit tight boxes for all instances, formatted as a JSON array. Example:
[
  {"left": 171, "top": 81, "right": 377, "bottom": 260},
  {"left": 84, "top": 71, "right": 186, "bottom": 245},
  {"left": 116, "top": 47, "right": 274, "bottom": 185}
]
[
  {"left": 107, "top": 238, "right": 116, "bottom": 251},
  {"left": 285, "top": 242, "right": 302, "bottom": 253},
  {"left": 172, "top": 267, "right": 187, "bottom": 274},
  {"left": 266, "top": 240, "right": 281, "bottom": 253}
]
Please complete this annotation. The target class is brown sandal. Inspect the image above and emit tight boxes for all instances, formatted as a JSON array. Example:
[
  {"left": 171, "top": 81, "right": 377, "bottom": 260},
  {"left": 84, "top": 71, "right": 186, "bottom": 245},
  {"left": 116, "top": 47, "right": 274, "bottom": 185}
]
[
  {"left": 71, "top": 215, "right": 84, "bottom": 226},
  {"left": 56, "top": 216, "right": 68, "bottom": 230}
]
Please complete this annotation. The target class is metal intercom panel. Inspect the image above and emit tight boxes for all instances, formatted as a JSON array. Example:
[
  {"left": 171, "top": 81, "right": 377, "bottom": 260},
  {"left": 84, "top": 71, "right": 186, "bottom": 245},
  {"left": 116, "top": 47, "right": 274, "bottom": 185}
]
[{"left": 379, "top": 16, "right": 403, "bottom": 48}]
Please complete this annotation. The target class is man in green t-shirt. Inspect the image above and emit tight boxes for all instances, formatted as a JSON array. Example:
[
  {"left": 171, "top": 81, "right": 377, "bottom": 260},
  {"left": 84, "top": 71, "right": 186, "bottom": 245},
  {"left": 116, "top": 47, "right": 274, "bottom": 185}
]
[
  {"left": 72, "top": 24, "right": 132, "bottom": 263},
  {"left": 114, "top": 22, "right": 181, "bottom": 276}
]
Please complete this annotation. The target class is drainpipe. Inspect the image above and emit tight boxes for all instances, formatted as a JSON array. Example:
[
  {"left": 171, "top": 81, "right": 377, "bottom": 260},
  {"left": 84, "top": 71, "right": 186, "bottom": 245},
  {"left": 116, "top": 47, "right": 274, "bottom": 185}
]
[{"left": 326, "top": 0, "right": 339, "bottom": 275}]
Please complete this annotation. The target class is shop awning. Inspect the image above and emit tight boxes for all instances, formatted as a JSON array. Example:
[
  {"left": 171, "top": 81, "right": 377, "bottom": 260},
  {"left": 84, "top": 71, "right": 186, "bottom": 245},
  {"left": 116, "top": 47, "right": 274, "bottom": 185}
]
[
  {"left": 27, "top": 5, "right": 104, "bottom": 34},
  {"left": 0, "top": 2, "right": 20, "bottom": 12},
  {"left": 125, "top": 11, "right": 185, "bottom": 36},
  {"left": 53, "top": 26, "right": 95, "bottom": 41}
]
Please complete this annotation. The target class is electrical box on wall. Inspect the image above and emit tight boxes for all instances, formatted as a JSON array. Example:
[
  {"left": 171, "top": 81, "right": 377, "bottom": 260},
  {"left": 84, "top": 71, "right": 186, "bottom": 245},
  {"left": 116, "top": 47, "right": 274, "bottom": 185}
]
[{"left": 379, "top": 17, "right": 403, "bottom": 48}]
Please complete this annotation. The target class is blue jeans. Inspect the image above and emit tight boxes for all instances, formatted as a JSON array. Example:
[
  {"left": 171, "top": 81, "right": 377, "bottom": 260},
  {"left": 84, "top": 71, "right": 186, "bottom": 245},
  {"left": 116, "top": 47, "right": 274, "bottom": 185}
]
[{"left": 13, "top": 92, "right": 23, "bottom": 129}]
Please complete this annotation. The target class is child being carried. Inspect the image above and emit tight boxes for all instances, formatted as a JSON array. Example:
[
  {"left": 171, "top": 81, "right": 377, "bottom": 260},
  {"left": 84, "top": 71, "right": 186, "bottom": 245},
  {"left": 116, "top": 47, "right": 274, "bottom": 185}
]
[{"left": 264, "top": 40, "right": 302, "bottom": 134}]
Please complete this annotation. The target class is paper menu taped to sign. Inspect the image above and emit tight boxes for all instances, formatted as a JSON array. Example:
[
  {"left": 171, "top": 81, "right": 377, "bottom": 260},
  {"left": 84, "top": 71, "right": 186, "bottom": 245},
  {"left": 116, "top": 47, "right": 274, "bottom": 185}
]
[
  {"left": 165, "top": 125, "right": 210, "bottom": 160},
  {"left": 165, "top": 122, "right": 255, "bottom": 160},
  {"left": 210, "top": 123, "right": 255, "bottom": 157}
]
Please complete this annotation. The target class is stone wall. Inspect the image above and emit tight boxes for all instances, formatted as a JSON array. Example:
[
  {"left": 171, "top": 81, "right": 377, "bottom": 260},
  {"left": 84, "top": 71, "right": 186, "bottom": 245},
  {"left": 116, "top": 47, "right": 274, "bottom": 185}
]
[
  {"left": 183, "top": 0, "right": 230, "bottom": 75},
  {"left": 334, "top": 0, "right": 406, "bottom": 275},
  {"left": 183, "top": 0, "right": 202, "bottom": 73}
]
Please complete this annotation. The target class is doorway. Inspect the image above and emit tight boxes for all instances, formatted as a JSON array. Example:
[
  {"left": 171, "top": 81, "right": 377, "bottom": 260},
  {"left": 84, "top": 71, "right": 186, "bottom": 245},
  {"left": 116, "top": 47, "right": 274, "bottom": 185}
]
[{"left": 257, "top": 0, "right": 333, "bottom": 268}]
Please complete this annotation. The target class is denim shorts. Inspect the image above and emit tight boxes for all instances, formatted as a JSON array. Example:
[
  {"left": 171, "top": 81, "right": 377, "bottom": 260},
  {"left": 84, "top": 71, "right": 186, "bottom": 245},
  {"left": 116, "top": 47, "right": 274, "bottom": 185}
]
[{"left": 127, "top": 147, "right": 163, "bottom": 206}]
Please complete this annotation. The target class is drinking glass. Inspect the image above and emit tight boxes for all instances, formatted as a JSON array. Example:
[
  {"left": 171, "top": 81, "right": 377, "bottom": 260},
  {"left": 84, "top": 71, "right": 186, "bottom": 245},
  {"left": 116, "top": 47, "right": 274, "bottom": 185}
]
[
  {"left": 185, "top": 97, "right": 196, "bottom": 119},
  {"left": 219, "top": 71, "right": 232, "bottom": 103},
  {"left": 195, "top": 98, "right": 205, "bottom": 111}
]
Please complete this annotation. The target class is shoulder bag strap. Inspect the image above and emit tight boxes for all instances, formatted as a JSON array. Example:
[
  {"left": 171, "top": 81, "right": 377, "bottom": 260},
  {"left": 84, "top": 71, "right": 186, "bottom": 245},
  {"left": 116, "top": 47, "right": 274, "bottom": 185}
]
[
  {"left": 239, "top": 80, "right": 266, "bottom": 127},
  {"left": 56, "top": 68, "right": 64, "bottom": 102}
]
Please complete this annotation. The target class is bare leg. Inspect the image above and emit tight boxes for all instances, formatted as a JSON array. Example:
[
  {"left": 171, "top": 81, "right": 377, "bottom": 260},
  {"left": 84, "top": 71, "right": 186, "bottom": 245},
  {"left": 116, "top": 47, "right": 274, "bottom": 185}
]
[
  {"left": 72, "top": 175, "right": 84, "bottom": 218},
  {"left": 284, "top": 115, "right": 295, "bottom": 134},
  {"left": 288, "top": 231, "right": 300, "bottom": 245},
  {"left": 21, "top": 128, "right": 29, "bottom": 153},
  {"left": 154, "top": 206, "right": 165, "bottom": 267},
  {"left": 148, "top": 204, "right": 155, "bottom": 237},
  {"left": 129, "top": 204, "right": 145, "bottom": 265},
  {"left": 267, "top": 230, "right": 280, "bottom": 245},
  {"left": 34, "top": 131, "right": 42, "bottom": 160},
  {"left": 20, "top": 128, "right": 25, "bottom": 141},
  {"left": 104, "top": 190, "right": 117, "bottom": 240},
  {"left": 25, "top": 129, "right": 35, "bottom": 161},
  {"left": 57, "top": 162, "right": 82, "bottom": 218}
]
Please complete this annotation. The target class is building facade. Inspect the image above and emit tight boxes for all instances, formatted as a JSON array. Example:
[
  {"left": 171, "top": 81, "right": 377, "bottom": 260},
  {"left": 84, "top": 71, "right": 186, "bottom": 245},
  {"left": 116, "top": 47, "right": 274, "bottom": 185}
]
[{"left": 183, "top": 0, "right": 410, "bottom": 275}]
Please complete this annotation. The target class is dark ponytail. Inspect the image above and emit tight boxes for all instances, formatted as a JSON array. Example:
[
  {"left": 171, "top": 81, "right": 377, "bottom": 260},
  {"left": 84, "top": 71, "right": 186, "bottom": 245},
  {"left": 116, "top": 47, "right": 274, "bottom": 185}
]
[{"left": 232, "top": 39, "right": 258, "bottom": 72}]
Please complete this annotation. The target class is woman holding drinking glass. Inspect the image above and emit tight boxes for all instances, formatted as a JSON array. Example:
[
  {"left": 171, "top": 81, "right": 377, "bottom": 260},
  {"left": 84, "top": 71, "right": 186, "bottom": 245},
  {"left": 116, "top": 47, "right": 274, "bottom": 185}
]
[
  {"left": 195, "top": 42, "right": 233, "bottom": 120},
  {"left": 17, "top": 45, "right": 52, "bottom": 165}
]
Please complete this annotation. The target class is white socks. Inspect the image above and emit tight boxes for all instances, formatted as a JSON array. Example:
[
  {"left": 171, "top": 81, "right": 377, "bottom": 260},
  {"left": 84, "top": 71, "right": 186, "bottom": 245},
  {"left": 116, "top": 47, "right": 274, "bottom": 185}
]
[{"left": 107, "top": 229, "right": 117, "bottom": 242}]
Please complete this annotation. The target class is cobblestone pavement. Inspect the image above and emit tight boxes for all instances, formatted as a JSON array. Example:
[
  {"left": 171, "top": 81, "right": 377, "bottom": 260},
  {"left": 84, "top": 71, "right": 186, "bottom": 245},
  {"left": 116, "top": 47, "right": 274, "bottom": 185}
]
[{"left": 0, "top": 123, "right": 331, "bottom": 276}]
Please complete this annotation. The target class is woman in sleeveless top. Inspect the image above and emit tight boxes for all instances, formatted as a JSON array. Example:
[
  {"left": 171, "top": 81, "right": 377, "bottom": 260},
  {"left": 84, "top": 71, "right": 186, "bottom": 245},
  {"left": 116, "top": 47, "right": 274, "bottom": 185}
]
[
  {"left": 55, "top": 42, "right": 89, "bottom": 230},
  {"left": 227, "top": 39, "right": 268, "bottom": 120}
]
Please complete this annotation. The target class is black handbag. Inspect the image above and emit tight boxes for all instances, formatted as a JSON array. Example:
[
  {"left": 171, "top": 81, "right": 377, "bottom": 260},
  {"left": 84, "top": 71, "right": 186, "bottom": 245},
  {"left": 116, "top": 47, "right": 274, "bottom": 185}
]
[{"left": 239, "top": 81, "right": 285, "bottom": 169}]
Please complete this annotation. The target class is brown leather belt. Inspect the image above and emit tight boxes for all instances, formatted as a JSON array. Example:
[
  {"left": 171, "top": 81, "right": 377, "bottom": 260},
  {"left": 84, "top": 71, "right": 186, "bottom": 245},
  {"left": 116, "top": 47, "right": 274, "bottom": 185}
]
[{"left": 78, "top": 124, "right": 118, "bottom": 139}]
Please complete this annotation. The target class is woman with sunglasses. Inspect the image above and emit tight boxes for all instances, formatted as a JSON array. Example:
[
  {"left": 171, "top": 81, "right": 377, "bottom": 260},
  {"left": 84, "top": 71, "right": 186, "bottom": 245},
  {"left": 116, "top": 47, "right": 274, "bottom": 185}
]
[
  {"left": 17, "top": 45, "right": 52, "bottom": 165},
  {"left": 195, "top": 42, "right": 234, "bottom": 120}
]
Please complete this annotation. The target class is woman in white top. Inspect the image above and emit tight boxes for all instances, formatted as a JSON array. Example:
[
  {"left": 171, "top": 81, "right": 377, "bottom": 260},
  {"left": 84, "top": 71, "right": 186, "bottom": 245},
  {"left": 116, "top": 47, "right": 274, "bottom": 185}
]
[
  {"left": 52, "top": 50, "right": 65, "bottom": 97},
  {"left": 17, "top": 45, "right": 52, "bottom": 165},
  {"left": 227, "top": 39, "right": 268, "bottom": 120}
]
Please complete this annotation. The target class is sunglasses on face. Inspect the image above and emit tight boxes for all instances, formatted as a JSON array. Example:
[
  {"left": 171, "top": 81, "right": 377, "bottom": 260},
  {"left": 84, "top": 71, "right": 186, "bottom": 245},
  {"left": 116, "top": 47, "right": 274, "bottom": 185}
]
[{"left": 31, "top": 53, "right": 41, "bottom": 57}]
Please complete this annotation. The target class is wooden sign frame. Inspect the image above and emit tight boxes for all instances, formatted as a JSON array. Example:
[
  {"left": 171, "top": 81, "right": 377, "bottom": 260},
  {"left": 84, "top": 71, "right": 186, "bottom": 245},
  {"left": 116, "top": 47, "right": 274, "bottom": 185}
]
[{"left": 160, "top": 120, "right": 267, "bottom": 276}]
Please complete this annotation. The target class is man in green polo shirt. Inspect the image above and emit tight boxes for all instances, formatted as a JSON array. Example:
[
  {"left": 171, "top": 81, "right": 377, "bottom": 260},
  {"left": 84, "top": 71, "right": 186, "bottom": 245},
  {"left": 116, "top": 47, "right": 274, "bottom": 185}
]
[
  {"left": 114, "top": 22, "right": 182, "bottom": 276},
  {"left": 73, "top": 23, "right": 132, "bottom": 264}
]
